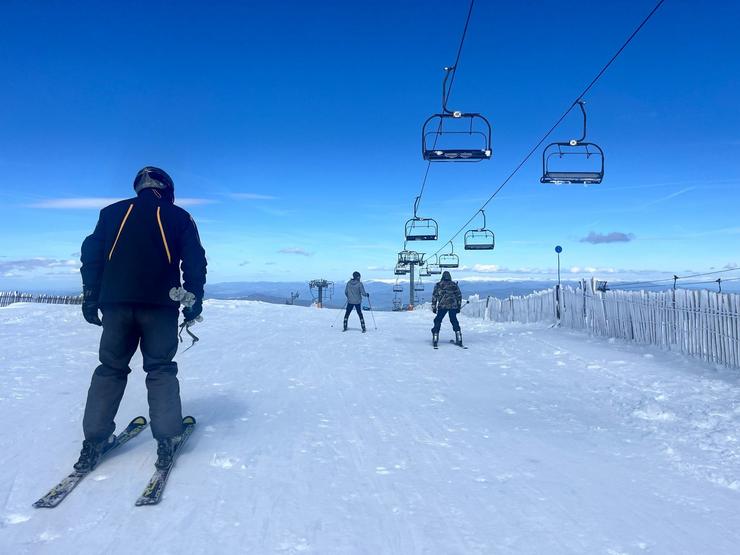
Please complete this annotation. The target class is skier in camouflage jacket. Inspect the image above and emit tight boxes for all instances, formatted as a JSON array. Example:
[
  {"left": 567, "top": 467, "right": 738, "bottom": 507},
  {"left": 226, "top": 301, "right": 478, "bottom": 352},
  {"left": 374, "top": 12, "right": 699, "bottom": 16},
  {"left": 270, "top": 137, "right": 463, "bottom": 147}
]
[{"left": 431, "top": 271, "right": 464, "bottom": 347}]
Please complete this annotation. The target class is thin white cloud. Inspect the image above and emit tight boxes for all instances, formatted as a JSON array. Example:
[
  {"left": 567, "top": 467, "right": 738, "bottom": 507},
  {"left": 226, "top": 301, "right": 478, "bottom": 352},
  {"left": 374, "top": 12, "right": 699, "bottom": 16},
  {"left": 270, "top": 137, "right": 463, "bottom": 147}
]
[
  {"left": 640, "top": 187, "right": 696, "bottom": 209},
  {"left": 28, "top": 198, "right": 123, "bottom": 209},
  {"left": 569, "top": 266, "right": 617, "bottom": 274},
  {"left": 472, "top": 264, "right": 500, "bottom": 273},
  {"left": 0, "top": 258, "right": 80, "bottom": 277},
  {"left": 178, "top": 198, "right": 218, "bottom": 207},
  {"left": 278, "top": 247, "right": 313, "bottom": 257},
  {"left": 228, "top": 193, "right": 278, "bottom": 201},
  {"left": 27, "top": 197, "right": 216, "bottom": 209},
  {"left": 257, "top": 206, "right": 292, "bottom": 217}
]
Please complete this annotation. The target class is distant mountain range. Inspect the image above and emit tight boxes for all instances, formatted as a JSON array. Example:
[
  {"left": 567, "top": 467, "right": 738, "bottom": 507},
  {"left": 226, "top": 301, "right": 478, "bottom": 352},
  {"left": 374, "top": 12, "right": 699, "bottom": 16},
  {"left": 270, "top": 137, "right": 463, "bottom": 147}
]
[
  {"left": 205, "top": 278, "right": 740, "bottom": 311},
  {"left": 205, "top": 280, "right": 572, "bottom": 311}
]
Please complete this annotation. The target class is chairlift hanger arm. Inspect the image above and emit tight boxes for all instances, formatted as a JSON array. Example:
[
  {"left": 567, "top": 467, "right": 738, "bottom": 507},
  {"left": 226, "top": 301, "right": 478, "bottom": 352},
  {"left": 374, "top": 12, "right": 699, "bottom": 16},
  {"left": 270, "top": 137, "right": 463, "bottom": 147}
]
[
  {"left": 572, "top": 100, "right": 587, "bottom": 144},
  {"left": 442, "top": 66, "right": 457, "bottom": 114}
]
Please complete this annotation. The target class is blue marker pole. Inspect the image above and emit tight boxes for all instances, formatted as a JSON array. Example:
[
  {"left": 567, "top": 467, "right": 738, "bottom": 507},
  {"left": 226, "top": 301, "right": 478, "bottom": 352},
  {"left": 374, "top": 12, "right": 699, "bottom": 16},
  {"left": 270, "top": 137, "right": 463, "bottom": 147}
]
[{"left": 555, "top": 246, "right": 563, "bottom": 322}]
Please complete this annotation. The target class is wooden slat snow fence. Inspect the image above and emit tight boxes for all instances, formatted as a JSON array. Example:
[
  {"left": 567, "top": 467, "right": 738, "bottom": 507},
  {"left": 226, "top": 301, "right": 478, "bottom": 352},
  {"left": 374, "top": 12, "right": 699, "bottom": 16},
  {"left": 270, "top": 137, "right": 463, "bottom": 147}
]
[
  {"left": 460, "top": 289, "right": 556, "bottom": 324},
  {"left": 448, "top": 283, "right": 740, "bottom": 369},
  {"left": 0, "top": 291, "right": 83, "bottom": 308}
]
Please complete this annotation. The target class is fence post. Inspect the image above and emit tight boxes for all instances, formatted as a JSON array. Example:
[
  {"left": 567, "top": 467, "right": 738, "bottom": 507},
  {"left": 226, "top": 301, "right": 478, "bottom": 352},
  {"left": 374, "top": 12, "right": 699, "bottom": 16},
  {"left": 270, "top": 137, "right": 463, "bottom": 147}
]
[{"left": 582, "top": 279, "right": 587, "bottom": 324}]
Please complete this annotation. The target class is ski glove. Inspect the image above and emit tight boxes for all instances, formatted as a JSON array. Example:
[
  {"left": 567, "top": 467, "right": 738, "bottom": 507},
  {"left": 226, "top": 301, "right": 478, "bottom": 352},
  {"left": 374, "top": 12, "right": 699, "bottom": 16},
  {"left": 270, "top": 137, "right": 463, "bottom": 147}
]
[
  {"left": 182, "top": 299, "right": 203, "bottom": 323},
  {"left": 82, "top": 286, "right": 102, "bottom": 326}
]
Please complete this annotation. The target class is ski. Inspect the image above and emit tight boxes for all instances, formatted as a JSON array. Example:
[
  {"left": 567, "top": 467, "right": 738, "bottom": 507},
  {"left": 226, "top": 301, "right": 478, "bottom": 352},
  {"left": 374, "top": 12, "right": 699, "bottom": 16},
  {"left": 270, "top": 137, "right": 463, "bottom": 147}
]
[
  {"left": 449, "top": 340, "right": 468, "bottom": 349},
  {"left": 135, "top": 416, "right": 196, "bottom": 506},
  {"left": 33, "top": 416, "right": 148, "bottom": 509}
]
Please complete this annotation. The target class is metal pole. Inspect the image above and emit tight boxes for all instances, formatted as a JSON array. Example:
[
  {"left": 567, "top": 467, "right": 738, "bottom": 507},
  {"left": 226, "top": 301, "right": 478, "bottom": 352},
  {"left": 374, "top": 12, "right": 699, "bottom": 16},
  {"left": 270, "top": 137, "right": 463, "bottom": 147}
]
[
  {"left": 409, "top": 262, "right": 416, "bottom": 310},
  {"left": 555, "top": 246, "right": 563, "bottom": 323},
  {"left": 367, "top": 296, "right": 378, "bottom": 330},
  {"left": 318, "top": 286, "right": 323, "bottom": 308}
]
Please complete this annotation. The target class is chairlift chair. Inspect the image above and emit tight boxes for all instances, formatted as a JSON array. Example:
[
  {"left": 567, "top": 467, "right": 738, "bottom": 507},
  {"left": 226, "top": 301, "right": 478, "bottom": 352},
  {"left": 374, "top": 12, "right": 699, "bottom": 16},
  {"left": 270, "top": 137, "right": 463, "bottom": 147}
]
[
  {"left": 541, "top": 100, "right": 604, "bottom": 185},
  {"left": 464, "top": 209, "right": 495, "bottom": 250},
  {"left": 393, "top": 279, "right": 403, "bottom": 293},
  {"left": 394, "top": 262, "right": 409, "bottom": 276},
  {"left": 422, "top": 67, "right": 492, "bottom": 162},
  {"left": 422, "top": 114, "right": 492, "bottom": 161},
  {"left": 398, "top": 247, "right": 423, "bottom": 266},
  {"left": 405, "top": 198, "right": 439, "bottom": 241},
  {"left": 427, "top": 255, "right": 442, "bottom": 275},
  {"left": 438, "top": 242, "right": 460, "bottom": 269},
  {"left": 414, "top": 280, "right": 425, "bottom": 292},
  {"left": 419, "top": 265, "right": 431, "bottom": 277}
]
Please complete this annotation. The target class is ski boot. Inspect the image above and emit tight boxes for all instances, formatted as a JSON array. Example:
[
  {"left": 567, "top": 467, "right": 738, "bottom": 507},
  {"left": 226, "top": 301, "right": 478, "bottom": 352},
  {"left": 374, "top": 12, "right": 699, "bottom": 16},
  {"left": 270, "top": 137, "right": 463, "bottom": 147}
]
[
  {"left": 361, "top": 320, "right": 366, "bottom": 333},
  {"left": 455, "top": 330, "right": 463, "bottom": 347},
  {"left": 73, "top": 435, "right": 114, "bottom": 472},
  {"left": 343, "top": 319, "right": 348, "bottom": 332},
  {"left": 155, "top": 437, "right": 179, "bottom": 470},
  {"left": 432, "top": 332, "right": 439, "bottom": 348}
]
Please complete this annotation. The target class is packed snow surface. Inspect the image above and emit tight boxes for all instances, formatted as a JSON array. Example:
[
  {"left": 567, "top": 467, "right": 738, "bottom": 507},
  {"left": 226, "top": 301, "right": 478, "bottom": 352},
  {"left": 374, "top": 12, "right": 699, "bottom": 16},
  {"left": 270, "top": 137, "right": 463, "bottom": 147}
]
[{"left": 1, "top": 300, "right": 739, "bottom": 554}]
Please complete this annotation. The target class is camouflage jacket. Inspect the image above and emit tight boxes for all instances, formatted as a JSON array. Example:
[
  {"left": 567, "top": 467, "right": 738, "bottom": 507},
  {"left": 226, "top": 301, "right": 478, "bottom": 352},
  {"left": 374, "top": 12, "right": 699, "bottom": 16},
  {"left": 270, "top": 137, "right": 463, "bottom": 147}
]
[{"left": 431, "top": 279, "right": 462, "bottom": 311}]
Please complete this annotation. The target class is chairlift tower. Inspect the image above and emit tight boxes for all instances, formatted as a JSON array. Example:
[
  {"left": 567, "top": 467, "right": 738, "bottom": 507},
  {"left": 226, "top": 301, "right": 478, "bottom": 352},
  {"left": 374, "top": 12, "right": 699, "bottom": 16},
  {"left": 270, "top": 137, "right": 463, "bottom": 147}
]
[
  {"left": 398, "top": 247, "right": 424, "bottom": 310},
  {"left": 309, "top": 279, "right": 334, "bottom": 308}
]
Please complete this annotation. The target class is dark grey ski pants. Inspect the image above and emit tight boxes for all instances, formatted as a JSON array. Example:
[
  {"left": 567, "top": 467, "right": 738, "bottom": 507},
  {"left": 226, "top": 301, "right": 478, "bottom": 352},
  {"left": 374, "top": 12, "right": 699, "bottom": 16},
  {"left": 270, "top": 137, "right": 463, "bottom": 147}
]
[
  {"left": 82, "top": 304, "right": 183, "bottom": 442},
  {"left": 432, "top": 308, "right": 461, "bottom": 333}
]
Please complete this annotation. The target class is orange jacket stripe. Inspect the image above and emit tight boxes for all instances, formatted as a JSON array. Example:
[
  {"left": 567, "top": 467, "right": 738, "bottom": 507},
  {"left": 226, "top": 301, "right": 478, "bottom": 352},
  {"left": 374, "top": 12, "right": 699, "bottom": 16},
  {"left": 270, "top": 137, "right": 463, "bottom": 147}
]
[
  {"left": 156, "top": 206, "right": 172, "bottom": 264},
  {"left": 108, "top": 204, "right": 134, "bottom": 260}
]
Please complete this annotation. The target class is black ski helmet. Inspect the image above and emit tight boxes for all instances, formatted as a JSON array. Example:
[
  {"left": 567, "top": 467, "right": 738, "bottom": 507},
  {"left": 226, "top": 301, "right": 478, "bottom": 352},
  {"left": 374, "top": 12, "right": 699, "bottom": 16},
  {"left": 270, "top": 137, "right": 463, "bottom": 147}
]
[
  {"left": 441, "top": 271, "right": 452, "bottom": 281},
  {"left": 133, "top": 166, "right": 174, "bottom": 194},
  {"left": 353, "top": 271, "right": 361, "bottom": 279}
]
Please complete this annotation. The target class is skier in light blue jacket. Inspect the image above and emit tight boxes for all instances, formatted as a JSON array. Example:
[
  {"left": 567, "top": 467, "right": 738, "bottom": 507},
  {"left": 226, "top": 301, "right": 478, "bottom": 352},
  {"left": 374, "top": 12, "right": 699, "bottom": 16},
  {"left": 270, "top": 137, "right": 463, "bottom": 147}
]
[{"left": 344, "top": 271, "right": 369, "bottom": 332}]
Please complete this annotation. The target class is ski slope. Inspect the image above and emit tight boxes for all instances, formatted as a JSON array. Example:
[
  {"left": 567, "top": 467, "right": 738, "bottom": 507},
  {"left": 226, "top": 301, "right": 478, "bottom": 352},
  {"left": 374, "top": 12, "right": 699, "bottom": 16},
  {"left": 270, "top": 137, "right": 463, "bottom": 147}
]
[{"left": 1, "top": 300, "right": 739, "bottom": 554}]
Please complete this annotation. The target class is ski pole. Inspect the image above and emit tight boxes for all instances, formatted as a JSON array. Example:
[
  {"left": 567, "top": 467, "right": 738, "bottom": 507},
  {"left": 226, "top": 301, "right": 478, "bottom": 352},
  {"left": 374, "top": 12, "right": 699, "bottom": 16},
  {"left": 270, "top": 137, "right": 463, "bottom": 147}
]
[
  {"left": 331, "top": 302, "right": 347, "bottom": 328},
  {"left": 367, "top": 295, "right": 378, "bottom": 330}
]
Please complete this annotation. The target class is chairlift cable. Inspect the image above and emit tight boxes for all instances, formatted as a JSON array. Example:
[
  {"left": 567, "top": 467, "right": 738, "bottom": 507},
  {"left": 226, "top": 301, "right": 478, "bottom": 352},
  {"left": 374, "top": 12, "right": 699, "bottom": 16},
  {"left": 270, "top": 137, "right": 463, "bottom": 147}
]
[
  {"left": 429, "top": 0, "right": 666, "bottom": 258},
  {"left": 415, "top": 0, "right": 476, "bottom": 208},
  {"left": 613, "top": 266, "right": 740, "bottom": 289},
  {"left": 612, "top": 276, "right": 740, "bottom": 290}
]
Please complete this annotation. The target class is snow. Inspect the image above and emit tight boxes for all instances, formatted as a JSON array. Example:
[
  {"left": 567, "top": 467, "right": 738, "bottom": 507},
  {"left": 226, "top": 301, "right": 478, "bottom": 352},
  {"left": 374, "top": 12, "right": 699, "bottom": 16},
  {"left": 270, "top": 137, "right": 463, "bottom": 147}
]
[{"left": 1, "top": 300, "right": 739, "bottom": 554}]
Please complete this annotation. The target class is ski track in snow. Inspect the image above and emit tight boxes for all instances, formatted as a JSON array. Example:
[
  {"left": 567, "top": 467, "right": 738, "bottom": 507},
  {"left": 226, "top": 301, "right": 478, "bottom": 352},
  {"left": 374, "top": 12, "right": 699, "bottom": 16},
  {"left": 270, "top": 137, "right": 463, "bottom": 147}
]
[{"left": 0, "top": 300, "right": 739, "bottom": 554}]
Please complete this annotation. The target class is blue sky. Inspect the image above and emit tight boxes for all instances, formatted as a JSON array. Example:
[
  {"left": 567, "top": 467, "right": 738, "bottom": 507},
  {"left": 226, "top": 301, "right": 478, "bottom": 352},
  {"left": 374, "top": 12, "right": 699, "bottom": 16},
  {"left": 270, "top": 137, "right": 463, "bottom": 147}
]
[{"left": 1, "top": 0, "right": 738, "bottom": 291}]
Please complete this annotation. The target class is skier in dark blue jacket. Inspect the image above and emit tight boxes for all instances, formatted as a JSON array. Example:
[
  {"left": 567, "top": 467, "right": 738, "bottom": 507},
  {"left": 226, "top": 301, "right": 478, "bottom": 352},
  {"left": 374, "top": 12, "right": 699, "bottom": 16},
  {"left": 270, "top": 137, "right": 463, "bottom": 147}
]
[{"left": 76, "top": 166, "right": 207, "bottom": 472}]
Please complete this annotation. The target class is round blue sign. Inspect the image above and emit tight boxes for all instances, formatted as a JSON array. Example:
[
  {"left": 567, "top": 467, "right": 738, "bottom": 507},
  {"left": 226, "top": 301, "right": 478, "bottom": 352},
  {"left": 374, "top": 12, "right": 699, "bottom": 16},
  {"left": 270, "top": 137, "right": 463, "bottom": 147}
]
[{"left": 555, "top": 246, "right": 562, "bottom": 253}]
